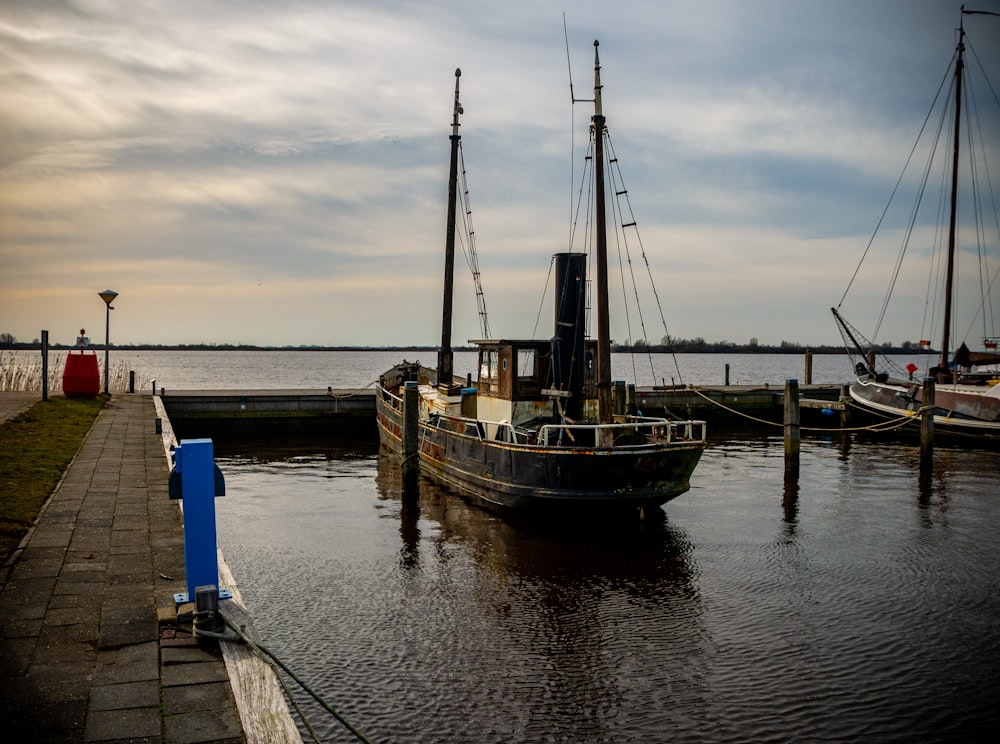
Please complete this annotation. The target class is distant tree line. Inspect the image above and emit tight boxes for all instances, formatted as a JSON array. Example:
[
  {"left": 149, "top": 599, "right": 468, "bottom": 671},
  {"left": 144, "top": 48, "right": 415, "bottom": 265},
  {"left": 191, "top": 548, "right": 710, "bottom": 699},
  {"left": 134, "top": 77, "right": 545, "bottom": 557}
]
[
  {"left": 613, "top": 336, "right": 935, "bottom": 354},
  {"left": 1, "top": 332, "right": 933, "bottom": 355}
]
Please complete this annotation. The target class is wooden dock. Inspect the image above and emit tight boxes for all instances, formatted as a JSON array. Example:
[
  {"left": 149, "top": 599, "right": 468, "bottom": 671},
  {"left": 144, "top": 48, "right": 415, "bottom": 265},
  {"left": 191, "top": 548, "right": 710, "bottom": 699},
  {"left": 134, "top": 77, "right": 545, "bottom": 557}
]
[{"left": 160, "top": 384, "right": 849, "bottom": 439}]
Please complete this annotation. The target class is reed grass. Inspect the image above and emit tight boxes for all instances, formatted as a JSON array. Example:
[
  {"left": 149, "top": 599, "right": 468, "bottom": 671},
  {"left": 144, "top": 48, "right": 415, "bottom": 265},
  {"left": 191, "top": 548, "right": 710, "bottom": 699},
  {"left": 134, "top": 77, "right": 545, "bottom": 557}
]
[{"left": 0, "top": 351, "right": 150, "bottom": 393}]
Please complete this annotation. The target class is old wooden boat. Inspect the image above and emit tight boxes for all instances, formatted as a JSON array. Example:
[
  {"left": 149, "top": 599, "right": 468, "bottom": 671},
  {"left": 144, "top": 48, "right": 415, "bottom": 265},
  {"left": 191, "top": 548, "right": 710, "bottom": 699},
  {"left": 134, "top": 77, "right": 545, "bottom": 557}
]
[
  {"left": 376, "top": 44, "right": 706, "bottom": 514},
  {"left": 832, "top": 9, "right": 1000, "bottom": 444}
]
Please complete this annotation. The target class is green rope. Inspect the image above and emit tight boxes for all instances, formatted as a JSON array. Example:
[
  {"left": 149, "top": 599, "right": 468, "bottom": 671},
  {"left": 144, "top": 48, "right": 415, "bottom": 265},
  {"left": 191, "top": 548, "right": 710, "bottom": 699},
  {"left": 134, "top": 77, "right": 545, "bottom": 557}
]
[
  {"left": 686, "top": 386, "right": 930, "bottom": 434},
  {"left": 194, "top": 615, "right": 374, "bottom": 744}
]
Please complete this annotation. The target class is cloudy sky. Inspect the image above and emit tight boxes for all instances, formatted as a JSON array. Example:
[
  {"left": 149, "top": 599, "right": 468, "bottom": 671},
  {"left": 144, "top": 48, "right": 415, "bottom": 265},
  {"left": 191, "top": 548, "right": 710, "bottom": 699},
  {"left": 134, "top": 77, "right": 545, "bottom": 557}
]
[{"left": 2, "top": 0, "right": 999, "bottom": 348}]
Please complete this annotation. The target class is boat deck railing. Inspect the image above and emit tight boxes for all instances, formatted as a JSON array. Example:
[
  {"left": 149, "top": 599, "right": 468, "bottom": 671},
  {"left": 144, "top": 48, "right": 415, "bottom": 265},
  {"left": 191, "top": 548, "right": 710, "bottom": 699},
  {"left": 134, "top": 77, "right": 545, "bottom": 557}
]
[
  {"left": 380, "top": 383, "right": 707, "bottom": 446},
  {"left": 538, "top": 416, "right": 707, "bottom": 447}
]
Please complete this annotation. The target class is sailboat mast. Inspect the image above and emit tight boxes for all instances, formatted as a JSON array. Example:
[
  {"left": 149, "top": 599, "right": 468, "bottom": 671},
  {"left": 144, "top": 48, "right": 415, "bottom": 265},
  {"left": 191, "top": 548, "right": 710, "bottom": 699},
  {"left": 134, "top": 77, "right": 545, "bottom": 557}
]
[
  {"left": 439, "top": 68, "right": 462, "bottom": 388},
  {"left": 940, "top": 20, "right": 965, "bottom": 371},
  {"left": 592, "top": 40, "right": 613, "bottom": 426}
]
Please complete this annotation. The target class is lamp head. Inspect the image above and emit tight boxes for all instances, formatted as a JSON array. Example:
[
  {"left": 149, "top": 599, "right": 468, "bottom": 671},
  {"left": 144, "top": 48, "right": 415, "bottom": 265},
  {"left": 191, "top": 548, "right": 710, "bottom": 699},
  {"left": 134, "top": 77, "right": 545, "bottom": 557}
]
[{"left": 98, "top": 289, "right": 118, "bottom": 307}]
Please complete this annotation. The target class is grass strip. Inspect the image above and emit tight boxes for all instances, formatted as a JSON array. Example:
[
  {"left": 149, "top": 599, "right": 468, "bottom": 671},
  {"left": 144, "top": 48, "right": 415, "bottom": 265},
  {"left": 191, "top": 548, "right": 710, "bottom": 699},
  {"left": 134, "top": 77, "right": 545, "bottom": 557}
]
[{"left": 0, "top": 395, "right": 107, "bottom": 562}]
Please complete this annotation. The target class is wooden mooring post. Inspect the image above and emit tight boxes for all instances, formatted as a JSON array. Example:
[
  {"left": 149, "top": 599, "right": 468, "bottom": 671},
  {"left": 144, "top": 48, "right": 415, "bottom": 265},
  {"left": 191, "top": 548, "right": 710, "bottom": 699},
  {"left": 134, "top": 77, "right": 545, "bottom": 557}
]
[
  {"left": 804, "top": 350, "right": 813, "bottom": 385},
  {"left": 613, "top": 380, "right": 627, "bottom": 416},
  {"left": 920, "top": 376, "right": 934, "bottom": 469},
  {"left": 41, "top": 330, "right": 49, "bottom": 402},
  {"left": 402, "top": 381, "right": 419, "bottom": 485},
  {"left": 784, "top": 379, "right": 800, "bottom": 469}
]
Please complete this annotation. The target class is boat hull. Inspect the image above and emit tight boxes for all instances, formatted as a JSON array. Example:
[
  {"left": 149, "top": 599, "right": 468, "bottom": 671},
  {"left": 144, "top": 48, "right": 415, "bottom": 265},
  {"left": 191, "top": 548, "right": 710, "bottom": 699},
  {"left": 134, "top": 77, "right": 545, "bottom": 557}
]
[
  {"left": 848, "top": 379, "right": 1000, "bottom": 445},
  {"left": 376, "top": 386, "right": 704, "bottom": 513}
]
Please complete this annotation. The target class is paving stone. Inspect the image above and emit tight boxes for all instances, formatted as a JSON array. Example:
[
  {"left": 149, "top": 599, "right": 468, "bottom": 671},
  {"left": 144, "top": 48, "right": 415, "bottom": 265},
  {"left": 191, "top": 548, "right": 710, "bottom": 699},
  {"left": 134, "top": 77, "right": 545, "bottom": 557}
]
[
  {"left": 0, "top": 614, "right": 43, "bottom": 639},
  {"left": 2, "top": 577, "right": 57, "bottom": 603},
  {"left": 0, "top": 636, "right": 37, "bottom": 675},
  {"left": 89, "top": 679, "right": 161, "bottom": 711},
  {"left": 111, "top": 530, "right": 148, "bottom": 548},
  {"left": 44, "top": 605, "right": 97, "bottom": 627},
  {"left": 0, "top": 600, "right": 48, "bottom": 621},
  {"left": 7, "top": 699, "right": 87, "bottom": 739},
  {"left": 99, "top": 615, "right": 158, "bottom": 648},
  {"left": 84, "top": 706, "right": 161, "bottom": 741},
  {"left": 33, "top": 638, "right": 97, "bottom": 664},
  {"left": 163, "top": 707, "right": 243, "bottom": 744},
  {"left": 49, "top": 592, "right": 98, "bottom": 610},
  {"left": 93, "top": 645, "right": 159, "bottom": 685},
  {"left": 22, "top": 660, "right": 94, "bottom": 703},
  {"left": 38, "top": 620, "right": 100, "bottom": 645},
  {"left": 161, "top": 645, "right": 222, "bottom": 665},
  {"left": 8, "top": 556, "right": 64, "bottom": 580},
  {"left": 162, "top": 680, "right": 235, "bottom": 715},
  {"left": 161, "top": 660, "right": 230, "bottom": 687}
]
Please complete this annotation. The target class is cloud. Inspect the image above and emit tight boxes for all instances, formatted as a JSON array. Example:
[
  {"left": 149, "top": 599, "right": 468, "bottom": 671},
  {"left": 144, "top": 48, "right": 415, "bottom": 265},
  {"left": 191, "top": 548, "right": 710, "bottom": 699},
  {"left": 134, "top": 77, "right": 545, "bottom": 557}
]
[{"left": 1, "top": 0, "right": 998, "bottom": 351}]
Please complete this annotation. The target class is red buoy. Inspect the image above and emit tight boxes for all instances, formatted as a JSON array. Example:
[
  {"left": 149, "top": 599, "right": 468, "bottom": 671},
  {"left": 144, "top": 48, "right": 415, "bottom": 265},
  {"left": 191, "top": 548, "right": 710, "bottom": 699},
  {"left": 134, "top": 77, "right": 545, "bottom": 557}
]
[{"left": 63, "top": 351, "right": 100, "bottom": 398}]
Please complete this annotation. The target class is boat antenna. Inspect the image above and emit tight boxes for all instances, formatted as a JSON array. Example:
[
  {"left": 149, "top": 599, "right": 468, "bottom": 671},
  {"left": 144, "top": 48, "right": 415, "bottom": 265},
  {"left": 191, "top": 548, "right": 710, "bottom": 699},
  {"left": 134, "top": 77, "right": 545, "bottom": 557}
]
[
  {"left": 563, "top": 16, "right": 594, "bottom": 247},
  {"left": 563, "top": 14, "right": 576, "bottom": 106},
  {"left": 438, "top": 68, "right": 462, "bottom": 389}
]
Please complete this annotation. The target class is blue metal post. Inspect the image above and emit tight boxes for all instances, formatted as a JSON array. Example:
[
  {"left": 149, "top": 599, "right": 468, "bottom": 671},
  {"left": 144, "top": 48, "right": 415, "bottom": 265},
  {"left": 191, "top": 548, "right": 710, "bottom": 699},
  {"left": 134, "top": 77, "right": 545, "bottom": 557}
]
[{"left": 170, "top": 438, "right": 230, "bottom": 604}]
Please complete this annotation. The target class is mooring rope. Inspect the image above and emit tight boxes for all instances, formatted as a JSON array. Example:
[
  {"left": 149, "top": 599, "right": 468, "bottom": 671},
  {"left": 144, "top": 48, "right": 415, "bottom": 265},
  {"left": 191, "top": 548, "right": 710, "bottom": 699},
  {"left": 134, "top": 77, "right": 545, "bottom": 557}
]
[
  {"left": 194, "top": 615, "right": 374, "bottom": 744},
  {"left": 328, "top": 379, "right": 378, "bottom": 398},
  {"left": 687, "top": 387, "right": 782, "bottom": 428},
  {"left": 686, "top": 386, "right": 931, "bottom": 434}
]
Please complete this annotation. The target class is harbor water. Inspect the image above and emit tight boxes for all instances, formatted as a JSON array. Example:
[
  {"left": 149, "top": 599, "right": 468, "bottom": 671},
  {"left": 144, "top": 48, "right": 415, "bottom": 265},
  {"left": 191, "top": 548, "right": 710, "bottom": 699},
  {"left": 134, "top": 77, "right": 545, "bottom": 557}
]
[
  {"left": 211, "top": 431, "right": 999, "bottom": 742},
  {"left": 122, "top": 349, "right": 996, "bottom": 743},
  {"left": 10, "top": 349, "right": 995, "bottom": 740}
]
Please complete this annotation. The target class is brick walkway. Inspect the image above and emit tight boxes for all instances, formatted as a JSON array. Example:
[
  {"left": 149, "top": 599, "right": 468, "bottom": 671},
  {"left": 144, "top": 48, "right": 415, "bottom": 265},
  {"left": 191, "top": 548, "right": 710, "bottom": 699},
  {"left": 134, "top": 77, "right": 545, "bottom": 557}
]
[{"left": 0, "top": 394, "right": 246, "bottom": 743}]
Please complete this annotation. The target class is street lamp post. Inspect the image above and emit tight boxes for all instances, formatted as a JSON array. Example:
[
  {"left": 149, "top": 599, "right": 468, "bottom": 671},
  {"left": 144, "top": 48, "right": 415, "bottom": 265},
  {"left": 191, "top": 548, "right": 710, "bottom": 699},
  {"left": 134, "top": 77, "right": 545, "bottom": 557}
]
[{"left": 98, "top": 289, "right": 118, "bottom": 394}]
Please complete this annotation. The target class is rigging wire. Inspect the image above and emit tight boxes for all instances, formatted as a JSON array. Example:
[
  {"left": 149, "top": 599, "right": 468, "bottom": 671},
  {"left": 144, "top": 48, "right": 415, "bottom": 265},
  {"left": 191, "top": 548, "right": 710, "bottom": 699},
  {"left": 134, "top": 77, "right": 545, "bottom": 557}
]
[
  {"left": 531, "top": 255, "right": 556, "bottom": 339},
  {"left": 841, "top": 29, "right": 999, "bottom": 355},
  {"left": 963, "top": 53, "right": 1000, "bottom": 341},
  {"left": 919, "top": 92, "right": 955, "bottom": 349},
  {"left": 564, "top": 99, "right": 687, "bottom": 387},
  {"left": 958, "top": 51, "right": 1000, "bottom": 345},
  {"left": 456, "top": 142, "right": 491, "bottom": 339},
  {"left": 605, "top": 133, "right": 686, "bottom": 385},
  {"left": 836, "top": 54, "right": 954, "bottom": 311},
  {"left": 873, "top": 66, "right": 955, "bottom": 344}
]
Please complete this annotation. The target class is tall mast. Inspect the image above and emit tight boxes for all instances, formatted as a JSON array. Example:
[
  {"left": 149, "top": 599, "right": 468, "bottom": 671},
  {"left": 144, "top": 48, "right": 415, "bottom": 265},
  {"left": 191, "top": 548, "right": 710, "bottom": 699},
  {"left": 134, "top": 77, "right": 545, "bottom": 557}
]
[
  {"left": 592, "top": 40, "right": 613, "bottom": 427},
  {"left": 439, "top": 68, "right": 462, "bottom": 388},
  {"left": 940, "top": 18, "right": 964, "bottom": 371}
]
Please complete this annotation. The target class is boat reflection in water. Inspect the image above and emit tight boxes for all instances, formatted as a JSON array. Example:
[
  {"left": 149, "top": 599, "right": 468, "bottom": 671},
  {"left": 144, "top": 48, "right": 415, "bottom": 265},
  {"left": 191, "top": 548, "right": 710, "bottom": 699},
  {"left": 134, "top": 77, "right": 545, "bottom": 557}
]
[
  {"left": 372, "top": 454, "right": 714, "bottom": 740},
  {"left": 376, "top": 453, "right": 698, "bottom": 586}
]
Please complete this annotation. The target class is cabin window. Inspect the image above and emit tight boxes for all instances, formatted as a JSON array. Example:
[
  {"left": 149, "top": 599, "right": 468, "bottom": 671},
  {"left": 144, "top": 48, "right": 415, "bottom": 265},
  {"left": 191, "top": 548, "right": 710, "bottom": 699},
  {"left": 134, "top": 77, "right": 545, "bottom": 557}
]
[
  {"left": 517, "top": 349, "right": 537, "bottom": 381},
  {"left": 479, "top": 349, "right": 498, "bottom": 393}
]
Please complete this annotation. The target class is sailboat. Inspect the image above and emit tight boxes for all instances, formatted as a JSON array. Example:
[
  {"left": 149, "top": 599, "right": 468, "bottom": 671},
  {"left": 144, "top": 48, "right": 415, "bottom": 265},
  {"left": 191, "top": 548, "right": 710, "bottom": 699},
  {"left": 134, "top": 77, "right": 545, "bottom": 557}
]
[
  {"left": 832, "top": 8, "right": 1000, "bottom": 444},
  {"left": 376, "top": 43, "right": 707, "bottom": 514}
]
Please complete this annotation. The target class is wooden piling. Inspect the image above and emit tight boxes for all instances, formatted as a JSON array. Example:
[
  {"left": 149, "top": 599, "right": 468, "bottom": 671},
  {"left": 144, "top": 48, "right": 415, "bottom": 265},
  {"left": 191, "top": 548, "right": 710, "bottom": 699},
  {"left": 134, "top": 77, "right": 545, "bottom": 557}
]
[
  {"left": 920, "top": 376, "right": 935, "bottom": 468},
  {"left": 613, "top": 380, "right": 626, "bottom": 416},
  {"left": 402, "top": 381, "right": 419, "bottom": 482},
  {"left": 41, "top": 330, "right": 49, "bottom": 402},
  {"left": 804, "top": 350, "right": 813, "bottom": 385},
  {"left": 839, "top": 384, "right": 852, "bottom": 429},
  {"left": 784, "top": 379, "right": 800, "bottom": 466},
  {"left": 724, "top": 363, "right": 730, "bottom": 386}
]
